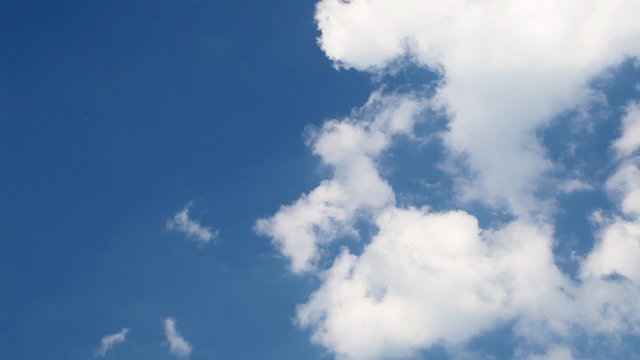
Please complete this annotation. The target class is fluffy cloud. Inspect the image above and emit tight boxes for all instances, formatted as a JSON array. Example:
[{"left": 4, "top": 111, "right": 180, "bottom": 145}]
[
  {"left": 95, "top": 328, "right": 129, "bottom": 357},
  {"left": 606, "top": 161, "right": 640, "bottom": 217},
  {"left": 288, "top": 101, "right": 640, "bottom": 359},
  {"left": 295, "top": 208, "right": 640, "bottom": 358},
  {"left": 606, "top": 102, "right": 640, "bottom": 218},
  {"left": 255, "top": 93, "right": 424, "bottom": 273},
  {"left": 297, "top": 209, "right": 576, "bottom": 359},
  {"left": 613, "top": 101, "right": 640, "bottom": 158},
  {"left": 258, "top": 95, "right": 640, "bottom": 358},
  {"left": 258, "top": 1, "right": 640, "bottom": 359},
  {"left": 164, "top": 317, "right": 192, "bottom": 358},
  {"left": 579, "top": 104, "right": 640, "bottom": 334},
  {"left": 316, "top": 0, "right": 640, "bottom": 216},
  {"left": 167, "top": 203, "right": 217, "bottom": 244},
  {"left": 559, "top": 179, "right": 593, "bottom": 194}
]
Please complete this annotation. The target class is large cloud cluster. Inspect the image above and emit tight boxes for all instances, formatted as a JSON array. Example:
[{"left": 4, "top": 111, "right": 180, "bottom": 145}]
[
  {"left": 317, "top": 0, "right": 640, "bottom": 216},
  {"left": 298, "top": 211, "right": 573, "bottom": 359},
  {"left": 258, "top": 1, "right": 640, "bottom": 358},
  {"left": 278, "top": 100, "right": 640, "bottom": 359}
]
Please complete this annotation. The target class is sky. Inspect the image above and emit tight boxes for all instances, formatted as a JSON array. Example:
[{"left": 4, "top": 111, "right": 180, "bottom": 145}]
[{"left": 2, "top": 1, "right": 640, "bottom": 360}]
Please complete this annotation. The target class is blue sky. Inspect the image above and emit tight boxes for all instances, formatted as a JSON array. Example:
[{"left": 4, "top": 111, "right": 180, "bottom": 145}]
[{"left": 2, "top": 1, "right": 640, "bottom": 359}]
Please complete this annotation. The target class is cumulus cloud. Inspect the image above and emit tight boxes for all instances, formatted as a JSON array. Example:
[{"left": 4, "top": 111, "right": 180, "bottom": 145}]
[
  {"left": 255, "top": 92, "right": 425, "bottom": 273},
  {"left": 606, "top": 161, "right": 640, "bottom": 217},
  {"left": 607, "top": 103, "right": 640, "bottom": 217},
  {"left": 316, "top": 0, "right": 640, "bottom": 216},
  {"left": 275, "top": 97, "right": 640, "bottom": 359},
  {"left": 613, "top": 101, "right": 640, "bottom": 158},
  {"left": 559, "top": 179, "right": 593, "bottom": 194},
  {"left": 257, "top": 0, "right": 640, "bottom": 359},
  {"left": 297, "top": 209, "right": 578, "bottom": 359},
  {"left": 295, "top": 204, "right": 640, "bottom": 359},
  {"left": 164, "top": 317, "right": 192, "bottom": 358},
  {"left": 167, "top": 203, "right": 217, "bottom": 244},
  {"left": 95, "top": 328, "right": 129, "bottom": 357},
  {"left": 583, "top": 103, "right": 640, "bottom": 291}
]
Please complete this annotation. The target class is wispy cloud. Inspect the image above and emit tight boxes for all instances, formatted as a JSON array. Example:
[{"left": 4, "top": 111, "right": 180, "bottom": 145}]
[
  {"left": 167, "top": 202, "right": 217, "bottom": 244},
  {"left": 163, "top": 317, "right": 192, "bottom": 358},
  {"left": 95, "top": 328, "right": 129, "bottom": 357}
]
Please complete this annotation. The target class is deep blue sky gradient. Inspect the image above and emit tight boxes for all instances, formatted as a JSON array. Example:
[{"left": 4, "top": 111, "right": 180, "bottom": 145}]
[
  {"left": 2, "top": 1, "right": 640, "bottom": 359},
  {"left": 1, "top": 1, "right": 372, "bottom": 359}
]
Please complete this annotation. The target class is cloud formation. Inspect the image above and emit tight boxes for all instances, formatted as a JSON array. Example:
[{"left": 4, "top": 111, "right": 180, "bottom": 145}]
[
  {"left": 167, "top": 203, "right": 217, "bottom": 244},
  {"left": 164, "top": 317, "right": 192, "bottom": 358},
  {"left": 256, "top": 92, "right": 424, "bottom": 273},
  {"left": 584, "top": 104, "right": 640, "bottom": 287},
  {"left": 268, "top": 95, "right": 640, "bottom": 360},
  {"left": 316, "top": 0, "right": 640, "bottom": 217},
  {"left": 257, "top": 1, "right": 640, "bottom": 359},
  {"left": 614, "top": 101, "right": 640, "bottom": 159},
  {"left": 95, "top": 328, "right": 129, "bottom": 357},
  {"left": 298, "top": 205, "right": 640, "bottom": 359}
]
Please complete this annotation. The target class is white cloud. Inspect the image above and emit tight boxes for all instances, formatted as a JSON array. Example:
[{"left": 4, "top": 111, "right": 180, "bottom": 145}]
[
  {"left": 559, "top": 179, "right": 593, "bottom": 194},
  {"left": 95, "top": 328, "right": 129, "bottom": 357},
  {"left": 255, "top": 92, "right": 425, "bottom": 273},
  {"left": 258, "top": 1, "right": 640, "bottom": 359},
  {"left": 164, "top": 317, "right": 192, "bottom": 358},
  {"left": 613, "top": 101, "right": 640, "bottom": 158},
  {"left": 315, "top": 0, "right": 640, "bottom": 217},
  {"left": 295, "top": 199, "right": 640, "bottom": 359},
  {"left": 579, "top": 105, "right": 640, "bottom": 327},
  {"left": 582, "top": 218, "right": 640, "bottom": 282},
  {"left": 296, "top": 208, "right": 583, "bottom": 359},
  {"left": 607, "top": 102, "right": 640, "bottom": 217},
  {"left": 167, "top": 203, "right": 217, "bottom": 244},
  {"left": 258, "top": 94, "right": 640, "bottom": 358}
]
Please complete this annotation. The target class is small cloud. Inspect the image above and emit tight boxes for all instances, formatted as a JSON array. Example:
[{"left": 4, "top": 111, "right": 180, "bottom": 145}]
[
  {"left": 163, "top": 317, "right": 192, "bottom": 358},
  {"left": 166, "top": 202, "right": 217, "bottom": 244},
  {"left": 527, "top": 346, "right": 574, "bottom": 360},
  {"left": 613, "top": 101, "right": 640, "bottom": 158},
  {"left": 95, "top": 328, "right": 129, "bottom": 357},
  {"left": 559, "top": 179, "right": 594, "bottom": 194}
]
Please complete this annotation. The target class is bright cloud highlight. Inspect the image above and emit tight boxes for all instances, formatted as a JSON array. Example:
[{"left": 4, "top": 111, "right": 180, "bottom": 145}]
[
  {"left": 256, "top": 92, "right": 424, "bottom": 273},
  {"left": 614, "top": 101, "right": 640, "bottom": 159},
  {"left": 316, "top": 0, "right": 640, "bottom": 217}
]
